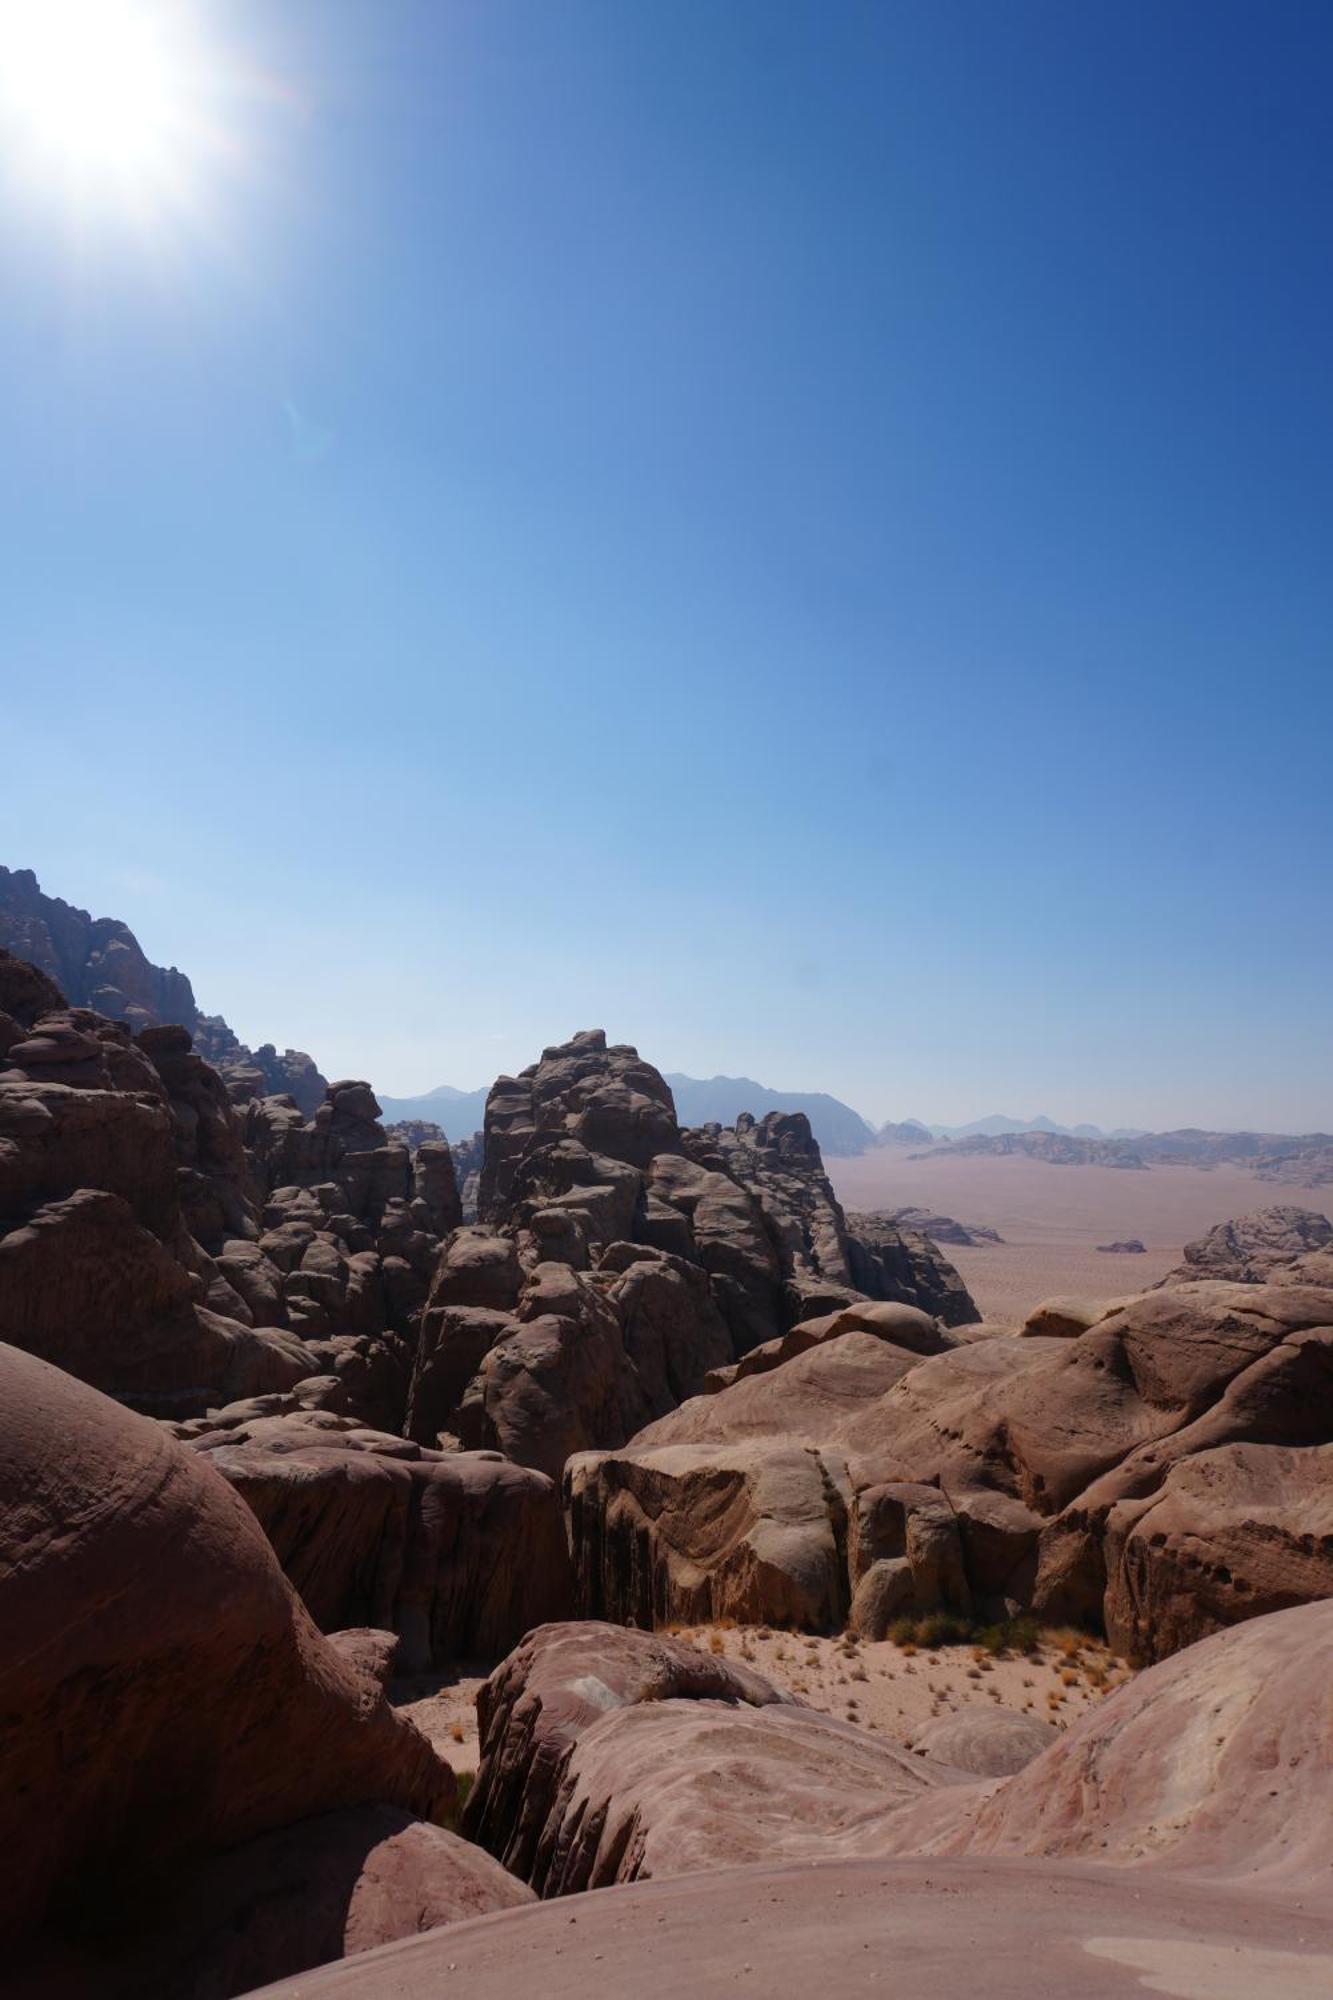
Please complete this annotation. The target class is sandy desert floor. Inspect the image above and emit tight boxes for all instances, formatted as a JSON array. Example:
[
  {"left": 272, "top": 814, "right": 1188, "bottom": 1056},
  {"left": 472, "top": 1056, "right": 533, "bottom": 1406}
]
[
  {"left": 394, "top": 1625, "right": 1131, "bottom": 1775},
  {"left": 828, "top": 1148, "right": 1332, "bottom": 1322}
]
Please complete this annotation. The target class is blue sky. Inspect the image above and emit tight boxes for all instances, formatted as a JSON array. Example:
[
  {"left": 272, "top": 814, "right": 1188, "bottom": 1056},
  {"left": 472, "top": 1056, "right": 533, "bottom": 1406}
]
[{"left": 2, "top": 0, "right": 1330, "bottom": 1128}]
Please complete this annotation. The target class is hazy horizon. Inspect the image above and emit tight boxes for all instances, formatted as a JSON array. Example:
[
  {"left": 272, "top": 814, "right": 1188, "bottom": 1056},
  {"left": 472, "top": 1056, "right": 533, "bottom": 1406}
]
[{"left": 3, "top": 3, "right": 1331, "bottom": 1132}]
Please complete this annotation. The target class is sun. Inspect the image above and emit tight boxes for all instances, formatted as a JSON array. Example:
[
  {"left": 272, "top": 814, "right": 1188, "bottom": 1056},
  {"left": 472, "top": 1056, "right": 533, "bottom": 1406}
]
[{"left": 0, "top": 0, "right": 211, "bottom": 204}]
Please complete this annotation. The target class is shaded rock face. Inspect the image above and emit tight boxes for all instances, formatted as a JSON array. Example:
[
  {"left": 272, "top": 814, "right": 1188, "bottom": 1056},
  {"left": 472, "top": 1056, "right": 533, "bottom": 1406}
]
[
  {"left": 0, "top": 1346, "right": 454, "bottom": 1960},
  {"left": 32, "top": 1805, "right": 535, "bottom": 2000},
  {"left": 566, "top": 1439, "right": 855, "bottom": 1630},
  {"left": 845, "top": 1210, "right": 981, "bottom": 1326},
  {"left": 180, "top": 1408, "right": 573, "bottom": 1672},
  {"left": 0, "top": 1003, "right": 314, "bottom": 1418},
  {"left": 0, "top": 966, "right": 464, "bottom": 1428},
  {"left": 0, "top": 865, "right": 198, "bottom": 1030}
]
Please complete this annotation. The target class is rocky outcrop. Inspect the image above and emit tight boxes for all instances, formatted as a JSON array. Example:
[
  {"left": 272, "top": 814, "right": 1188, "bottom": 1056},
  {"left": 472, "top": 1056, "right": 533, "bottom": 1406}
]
[
  {"left": 1100, "top": 1440, "right": 1333, "bottom": 1661},
  {"left": 0, "top": 865, "right": 199, "bottom": 1029},
  {"left": 180, "top": 1407, "right": 572, "bottom": 1670},
  {"left": 567, "top": 1248, "right": 1333, "bottom": 1650},
  {"left": 464, "top": 1621, "right": 967, "bottom": 1896},
  {"left": 888, "top": 1206, "right": 1004, "bottom": 1246},
  {"left": 0, "top": 1345, "right": 455, "bottom": 1964},
  {"left": 845, "top": 1210, "right": 982, "bottom": 1325},
  {"left": 0, "top": 1005, "right": 314, "bottom": 1417},
  {"left": 463, "top": 1622, "right": 791, "bottom": 1881},
  {"left": 1163, "top": 1204, "right": 1332, "bottom": 1285},
  {"left": 566, "top": 1439, "right": 855, "bottom": 1629},
  {"left": 406, "top": 1032, "right": 981, "bottom": 1480}
]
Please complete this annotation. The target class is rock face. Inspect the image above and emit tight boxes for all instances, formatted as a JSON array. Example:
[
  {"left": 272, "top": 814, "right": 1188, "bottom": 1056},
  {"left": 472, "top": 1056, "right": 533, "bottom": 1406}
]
[
  {"left": 0, "top": 865, "right": 199, "bottom": 1029},
  {"left": 0, "top": 1004, "right": 315, "bottom": 1417},
  {"left": 566, "top": 1439, "right": 855, "bottom": 1629},
  {"left": 463, "top": 1622, "right": 960, "bottom": 1895},
  {"left": 845, "top": 1210, "right": 981, "bottom": 1325},
  {"left": 180, "top": 1408, "right": 572, "bottom": 1671},
  {"left": 1163, "top": 1204, "right": 1332, "bottom": 1285},
  {"left": 932, "top": 1598, "right": 1333, "bottom": 1891},
  {"left": 564, "top": 1241, "right": 1333, "bottom": 1650},
  {"left": 0, "top": 1345, "right": 455, "bottom": 1961},
  {"left": 402, "top": 1031, "right": 978, "bottom": 1480}
]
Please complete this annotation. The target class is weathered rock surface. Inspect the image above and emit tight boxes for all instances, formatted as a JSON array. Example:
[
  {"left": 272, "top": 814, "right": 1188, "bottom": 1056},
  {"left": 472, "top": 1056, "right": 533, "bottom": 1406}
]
[
  {"left": 181, "top": 1408, "right": 572, "bottom": 1670},
  {"left": 573, "top": 1257, "right": 1333, "bottom": 1649},
  {"left": 906, "top": 1708, "right": 1059, "bottom": 1777},
  {"left": 0, "top": 1345, "right": 454, "bottom": 1957},
  {"left": 928, "top": 1598, "right": 1333, "bottom": 1890},
  {"left": 1163, "top": 1203, "right": 1333, "bottom": 1285},
  {"left": 845, "top": 1209, "right": 982, "bottom": 1325},
  {"left": 566, "top": 1439, "right": 855, "bottom": 1629},
  {"left": 464, "top": 1622, "right": 964, "bottom": 1895},
  {"left": 246, "top": 1856, "right": 1333, "bottom": 2000},
  {"left": 1100, "top": 1439, "right": 1333, "bottom": 1661}
]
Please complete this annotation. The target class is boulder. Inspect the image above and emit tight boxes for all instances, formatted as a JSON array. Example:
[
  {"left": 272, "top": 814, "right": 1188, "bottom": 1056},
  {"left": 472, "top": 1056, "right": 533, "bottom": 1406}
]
[
  {"left": 0, "top": 1345, "right": 453, "bottom": 1956},
  {"left": 907, "top": 1708, "right": 1059, "bottom": 1777},
  {"left": 464, "top": 1622, "right": 961, "bottom": 1895}
]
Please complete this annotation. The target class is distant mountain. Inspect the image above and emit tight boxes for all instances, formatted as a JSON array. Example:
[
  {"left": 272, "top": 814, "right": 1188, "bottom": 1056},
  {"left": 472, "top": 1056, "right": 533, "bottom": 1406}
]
[
  {"left": 663, "top": 1074, "right": 877, "bottom": 1156},
  {"left": 925, "top": 1113, "right": 1150, "bottom": 1141},
  {"left": 379, "top": 1072, "right": 878, "bottom": 1156},
  {"left": 377, "top": 1084, "right": 490, "bottom": 1136}
]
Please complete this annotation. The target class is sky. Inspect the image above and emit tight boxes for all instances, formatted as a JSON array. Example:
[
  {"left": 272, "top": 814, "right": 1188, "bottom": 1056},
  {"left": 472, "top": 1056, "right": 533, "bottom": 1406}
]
[{"left": 1, "top": 0, "right": 1331, "bottom": 1131}]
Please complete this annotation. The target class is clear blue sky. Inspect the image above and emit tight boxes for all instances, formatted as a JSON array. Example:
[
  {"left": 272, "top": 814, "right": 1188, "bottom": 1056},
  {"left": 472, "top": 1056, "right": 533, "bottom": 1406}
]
[{"left": 2, "top": 0, "right": 1330, "bottom": 1129}]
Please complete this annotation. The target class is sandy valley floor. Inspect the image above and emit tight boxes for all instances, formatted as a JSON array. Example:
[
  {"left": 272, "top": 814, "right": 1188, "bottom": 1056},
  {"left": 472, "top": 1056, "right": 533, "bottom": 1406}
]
[
  {"left": 395, "top": 1625, "right": 1131, "bottom": 1776},
  {"left": 828, "top": 1148, "right": 1331, "bottom": 1321}
]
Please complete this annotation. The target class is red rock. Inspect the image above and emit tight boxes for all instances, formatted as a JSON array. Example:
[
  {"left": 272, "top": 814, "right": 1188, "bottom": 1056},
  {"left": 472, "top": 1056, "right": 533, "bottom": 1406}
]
[{"left": 0, "top": 1344, "right": 453, "bottom": 1954}]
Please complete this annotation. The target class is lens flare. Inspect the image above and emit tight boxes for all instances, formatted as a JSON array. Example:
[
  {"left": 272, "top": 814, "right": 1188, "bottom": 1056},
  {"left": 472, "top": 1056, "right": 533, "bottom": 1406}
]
[{"left": 0, "top": 0, "right": 214, "bottom": 208}]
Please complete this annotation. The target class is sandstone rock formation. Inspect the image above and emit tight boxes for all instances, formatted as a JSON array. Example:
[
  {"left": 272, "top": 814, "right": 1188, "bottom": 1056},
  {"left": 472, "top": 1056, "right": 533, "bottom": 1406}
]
[
  {"left": 399, "top": 1030, "right": 978, "bottom": 1478},
  {"left": 1163, "top": 1203, "right": 1332, "bottom": 1285},
  {"left": 246, "top": 1857, "right": 1333, "bottom": 2000},
  {"left": 180, "top": 1407, "right": 572, "bottom": 1670},
  {"left": 464, "top": 1621, "right": 961, "bottom": 1894},
  {"left": 0, "top": 1344, "right": 470, "bottom": 1982},
  {"left": 566, "top": 1249, "right": 1333, "bottom": 1649}
]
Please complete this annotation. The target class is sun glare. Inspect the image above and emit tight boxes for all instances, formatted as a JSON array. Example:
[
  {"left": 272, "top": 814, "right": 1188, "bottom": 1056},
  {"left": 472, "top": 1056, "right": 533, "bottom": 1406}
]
[{"left": 0, "top": 0, "right": 213, "bottom": 207}]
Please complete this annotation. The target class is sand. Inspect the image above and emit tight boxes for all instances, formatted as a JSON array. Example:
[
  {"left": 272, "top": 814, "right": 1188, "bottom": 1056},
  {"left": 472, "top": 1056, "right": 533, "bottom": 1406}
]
[
  {"left": 392, "top": 1626, "right": 1131, "bottom": 1776},
  {"left": 828, "top": 1148, "right": 1332, "bottom": 1321}
]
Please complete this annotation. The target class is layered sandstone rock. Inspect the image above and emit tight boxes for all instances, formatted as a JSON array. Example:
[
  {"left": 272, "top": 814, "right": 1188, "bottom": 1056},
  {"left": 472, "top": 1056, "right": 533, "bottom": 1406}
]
[
  {"left": 570, "top": 1257, "right": 1333, "bottom": 1649},
  {"left": 464, "top": 1621, "right": 967, "bottom": 1896},
  {"left": 181, "top": 1408, "right": 573, "bottom": 1670},
  {"left": 566, "top": 1439, "right": 855, "bottom": 1629}
]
